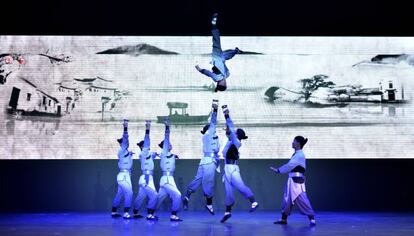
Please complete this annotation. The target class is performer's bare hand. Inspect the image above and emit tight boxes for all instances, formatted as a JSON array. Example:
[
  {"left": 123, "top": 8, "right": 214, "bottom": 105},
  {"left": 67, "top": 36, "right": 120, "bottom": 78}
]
[
  {"left": 145, "top": 120, "right": 151, "bottom": 129},
  {"left": 222, "top": 105, "right": 229, "bottom": 115},
  {"left": 123, "top": 119, "right": 129, "bottom": 127},
  {"left": 212, "top": 99, "right": 219, "bottom": 109},
  {"left": 164, "top": 117, "right": 170, "bottom": 126}
]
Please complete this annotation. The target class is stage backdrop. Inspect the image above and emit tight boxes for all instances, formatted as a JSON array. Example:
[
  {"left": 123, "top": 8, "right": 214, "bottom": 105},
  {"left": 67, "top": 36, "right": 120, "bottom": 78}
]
[{"left": 0, "top": 36, "right": 413, "bottom": 159}]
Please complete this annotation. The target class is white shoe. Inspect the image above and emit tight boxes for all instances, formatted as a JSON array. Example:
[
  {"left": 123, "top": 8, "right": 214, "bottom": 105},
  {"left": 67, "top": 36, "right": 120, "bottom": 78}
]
[
  {"left": 310, "top": 219, "right": 316, "bottom": 226},
  {"left": 170, "top": 215, "right": 183, "bottom": 222},
  {"left": 111, "top": 212, "right": 121, "bottom": 218},
  {"left": 249, "top": 202, "right": 259, "bottom": 212},
  {"left": 205, "top": 205, "right": 214, "bottom": 215},
  {"left": 211, "top": 13, "right": 218, "bottom": 25},
  {"left": 220, "top": 212, "right": 232, "bottom": 223},
  {"left": 123, "top": 212, "right": 132, "bottom": 219},
  {"left": 146, "top": 214, "right": 158, "bottom": 221}
]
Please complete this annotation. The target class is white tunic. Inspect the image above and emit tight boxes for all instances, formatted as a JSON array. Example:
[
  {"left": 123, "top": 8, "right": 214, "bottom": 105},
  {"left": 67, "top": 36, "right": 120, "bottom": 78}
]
[{"left": 278, "top": 150, "right": 307, "bottom": 204}]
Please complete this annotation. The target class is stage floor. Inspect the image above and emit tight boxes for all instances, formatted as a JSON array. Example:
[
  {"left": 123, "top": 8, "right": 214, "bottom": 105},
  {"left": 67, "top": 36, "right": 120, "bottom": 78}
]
[{"left": 1, "top": 211, "right": 413, "bottom": 236}]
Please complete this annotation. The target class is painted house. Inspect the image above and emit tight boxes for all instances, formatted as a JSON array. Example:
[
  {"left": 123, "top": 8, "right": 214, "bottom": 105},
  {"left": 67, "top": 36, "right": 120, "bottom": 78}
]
[
  {"left": 5, "top": 77, "right": 61, "bottom": 117},
  {"left": 55, "top": 80, "right": 82, "bottom": 113},
  {"left": 75, "top": 76, "right": 117, "bottom": 98},
  {"left": 73, "top": 76, "right": 118, "bottom": 112},
  {"left": 379, "top": 80, "right": 405, "bottom": 102}
]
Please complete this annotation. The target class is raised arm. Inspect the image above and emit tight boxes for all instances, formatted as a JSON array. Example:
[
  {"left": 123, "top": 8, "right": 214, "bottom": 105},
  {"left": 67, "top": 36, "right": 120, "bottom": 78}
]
[
  {"left": 222, "top": 105, "right": 241, "bottom": 148},
  {"left": 208, "top": 100, "right": 218, "bottom": 134},
  {"left": 121, "top": 119, "right": 129, "bottom": 151},
  {"left": 143, "top": 120, "right": 151, "bottom": 151},
  {"left": 162, "top": 118, "right": 170, "bottom": 155}
]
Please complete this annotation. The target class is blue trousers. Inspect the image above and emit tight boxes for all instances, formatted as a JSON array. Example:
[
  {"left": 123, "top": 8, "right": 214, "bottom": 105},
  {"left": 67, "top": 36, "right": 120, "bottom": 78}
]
[
  {"left": 156, "top": 176, "right": 182, "bottom": 212},
  {"left": 112, "top": 172, "right": 133, "bottom": 208},
  {"left": 133, "top": 174, "right": 158, "bottom": 211},
  {"left": 187, "top": 162, "right": 216, "bottom": 198},
  {"left": 223, "top": 164, "right": 254, "bottom": 206}
]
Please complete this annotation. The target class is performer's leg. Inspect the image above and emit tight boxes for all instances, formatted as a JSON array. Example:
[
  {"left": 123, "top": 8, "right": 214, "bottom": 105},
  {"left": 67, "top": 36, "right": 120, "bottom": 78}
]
[
  {"left": 183, "top": 165, "right": 203, "bottom": 209},
  {"left": 275, "top": 188, "right": 293, "bottom": 224},
  {"left": 211, "top": 28, "right": 222, "bottom": 57},
  {"left": 145, "top": 183, "right": 161, "bottom": 221},
  {"left": 224, "top": 175, "right": 235, "bottom": 207},
  {"left": 185, "top": 165, "right": 203, "bottom": 199},
  {"left": 231, "top": 170, "right": 259, "bottom": 212},
  {"left": 294, "top": 192, "right": 316, "bottom": 226},
  {"left": 202, "top": 163, "right": 215, "bottom": 198},
  {"left": 155, "top": 186, "right": 168, "bottom": 211},
  {"left": 118, "top": 174, "right": 133, "bottom": 219},
  {"left": 145, "top": 184, "right": 158, "bottom": 213},
  {"left": 111, "top": 185, "right": 123, "bottom": 217},
  {"left": 163, "top": 183, "right": 183, "bottom": 221},
  {"left": 195, "top": 66, "right": 222, "bottom": 82},
  {"left": 222, "top": 48, "right": 241, "bottom": 61},
  {"left": 202, "top": 163, "right": 216, "bottom": 214},
  {"left": 133, "top": 186, "right": 147, "bottom": 218},
  {"left": 164, "top": 184, "right": 182, "bottom": 212},
  {"left": 221, "top": 175, "right": 234, "bottom": 223}
]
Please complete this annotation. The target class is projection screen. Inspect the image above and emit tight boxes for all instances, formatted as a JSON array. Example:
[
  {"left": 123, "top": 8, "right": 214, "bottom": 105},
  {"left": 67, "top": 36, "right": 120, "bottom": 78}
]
[{"left": 0, "top": 36, "right": 413, "bottom": 159}]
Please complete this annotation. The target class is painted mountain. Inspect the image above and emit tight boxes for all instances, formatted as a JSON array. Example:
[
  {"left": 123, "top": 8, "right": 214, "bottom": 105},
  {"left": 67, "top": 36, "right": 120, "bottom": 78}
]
[
  {"left": 201, "top": 50, "right": 263, "bottom": 56},
  {"left": 353, "top": 54, "right": 414, "bottom": 67},
  {"left": 96, "top": 43, "right": 179, "bottom": 56}
]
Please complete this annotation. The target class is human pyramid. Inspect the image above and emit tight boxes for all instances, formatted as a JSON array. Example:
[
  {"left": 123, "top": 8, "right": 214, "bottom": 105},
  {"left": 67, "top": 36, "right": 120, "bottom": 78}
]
[{"left": 111, "top": 13, "right": 316, "bottom": 226}]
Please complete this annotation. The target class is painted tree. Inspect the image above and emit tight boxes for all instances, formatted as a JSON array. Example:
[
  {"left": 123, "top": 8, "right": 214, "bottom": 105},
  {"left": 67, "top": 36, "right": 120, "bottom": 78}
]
[{"left": 298, "top": 74, "right": 335, "bottom": 101}]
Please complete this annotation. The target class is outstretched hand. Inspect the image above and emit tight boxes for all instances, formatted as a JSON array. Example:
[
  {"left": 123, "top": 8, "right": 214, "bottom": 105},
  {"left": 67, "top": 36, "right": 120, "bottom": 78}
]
[
  {"left": 222, "top": 105, "right": 229, "bottom": 115},
  {"left": 212, "top": 100, "right": 219, "bottom": 110},
  {"left": 145, "top": 120, "right": 151, "bottom": 129},
  {"left": 164, "top": 117, "right": 170, "bottom": 126},
  {"left": 123, "top": 119, "right": 129, "bottom": 127}
]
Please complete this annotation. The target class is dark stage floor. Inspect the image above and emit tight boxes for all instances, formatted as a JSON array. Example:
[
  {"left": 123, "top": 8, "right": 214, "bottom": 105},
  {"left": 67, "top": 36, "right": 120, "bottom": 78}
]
[{"left": 1, "top": 211, "right": 413, "bottom": 236}]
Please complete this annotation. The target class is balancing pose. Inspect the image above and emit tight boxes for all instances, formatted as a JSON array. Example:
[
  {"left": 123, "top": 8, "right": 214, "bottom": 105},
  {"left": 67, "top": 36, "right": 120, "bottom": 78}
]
[
  {"left": 270, "top": 136, "right": 316, "bottom": 226},
  {"left": 132, "top": 121, "right": 159, "bottom": 220},
  {"left": 156, "top": 118, "right": 183, "bottom": 222},
  {"left": 183, "top": 99, "right": 221, "bottom": 214},
  {"left": 220, "top": 105, "right": 259, "bottom": 223},
  {"left": 195, "top": 13, "right": 243, "bottom": 92},
  {"left": 111, "top": 119, "right": 134, "bottom": 219}
]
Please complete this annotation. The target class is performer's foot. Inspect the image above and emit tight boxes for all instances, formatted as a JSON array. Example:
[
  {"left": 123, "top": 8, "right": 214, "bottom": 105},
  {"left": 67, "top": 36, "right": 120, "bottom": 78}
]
[
  {"left": 249, "top": 202, "right": 259, "bottom": 212},
  {"left": 146, "top": 214, "right": 159, "bottom": 221},
  {"left": 170, "top": 215, "right": 183, "bottom": 222},
  {"left": 235, "top": 47, "right": 243, "bottom": 54},
  {"left": 309, "top": 219, "right": 316, "bottom": 227},
  {"left": 274, "top": 219, "right": 288, "bottom": 225},
  {"left": 220, "top": 212, "right": 232, "bottom": 223},
  {"left": 122, "top": 212, "right": 133, "bottom": 219},
  {"left": 183, "top": 196, "right": 189, "bottom": 210},
  {"left": 205, "top": 205, "right": 214, "bottom": 215},
  {"left": 111, "top": 212, "right": 121, "bottom": 218},
  {"left": 133, "top": 213, "right": 144, "bottom": 219},
  {"left": 211, "top": 13, "right": 218, "bottom": 25}
]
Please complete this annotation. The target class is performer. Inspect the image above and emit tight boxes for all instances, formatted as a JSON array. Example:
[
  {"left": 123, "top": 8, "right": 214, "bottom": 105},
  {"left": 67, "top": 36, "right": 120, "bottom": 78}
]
[
  {"left": 111, "top": 119, "right": 134, "bottom": 219},
  {"left": 183, "top": 99, "right": 221, "bottom": 215},
  {"left": 270, "top": 136, "right": 316, "bottom": 226},
  {"left": 220, "top": 105, "right": 259, "bottom": 223},
  {"left": 195, "top": 13, "right": 243, "bottom": 92},
  {"left": 156, "top": 118, "right": 183, "bottom": 222},
  {"left": 132, "top": 121, "right": 159, "bottom": 220}
]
